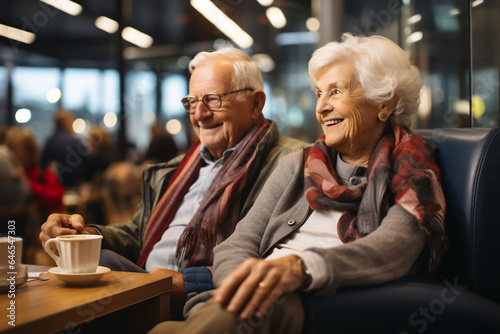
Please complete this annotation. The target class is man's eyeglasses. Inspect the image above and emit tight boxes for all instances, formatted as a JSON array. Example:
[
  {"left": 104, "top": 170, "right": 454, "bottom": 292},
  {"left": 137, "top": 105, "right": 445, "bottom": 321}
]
[{"left": 181, "top": 88, "right": 254, "bottom": 113}]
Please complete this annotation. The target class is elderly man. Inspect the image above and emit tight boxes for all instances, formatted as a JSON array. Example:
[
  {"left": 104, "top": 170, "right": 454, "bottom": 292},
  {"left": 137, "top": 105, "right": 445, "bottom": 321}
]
[{"left": 40, "top": 47, "right": 307, "bottom": 316}]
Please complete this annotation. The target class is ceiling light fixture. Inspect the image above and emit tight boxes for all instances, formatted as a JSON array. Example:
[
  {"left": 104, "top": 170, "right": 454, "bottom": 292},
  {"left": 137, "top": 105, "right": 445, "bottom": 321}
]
[
  {"left": 257, "top": 0, "right": 273, "bottom": 6},
  {"left": 122, "top": 27, "right": 153, "bottom": 48},
  {"left": 472, "top": 0, "right": 484, "bottom": 7},
  {"left": 40, "top": 0, "right": 82, "bottom": 16},
  {"left": 406, "top": 14, "right": 422, "bottom": 25},
  {"left": 95, "top": 16, "right": 119, "bottom": 34},
  {"left": 191, "top": 0, "right": 253, "bottom": 49},
  {"left": 406, "top": 31, "right": 423, "bottom": 44},
  {"left": 266, "top": 7, "right": 287, "bottom": 29},
  {"left": 0, "top": 23, "right": 36, "bottom": 44}
]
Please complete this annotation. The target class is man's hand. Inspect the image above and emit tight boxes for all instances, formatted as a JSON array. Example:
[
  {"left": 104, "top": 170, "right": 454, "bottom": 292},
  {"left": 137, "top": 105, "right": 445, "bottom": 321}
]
[
  {"left": 211, "top": 255, "right": 305, "bottom": 320},
  {"left": 39, "top": 213, "right": 98, "bottom": 248},
  {"left": 149, "top": 268, "right": 186, "bottom": 317}
]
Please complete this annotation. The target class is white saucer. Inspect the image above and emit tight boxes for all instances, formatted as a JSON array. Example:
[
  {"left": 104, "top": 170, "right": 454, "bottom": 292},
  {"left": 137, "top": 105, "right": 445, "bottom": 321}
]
[{"left": 49, "top": 266, "right": 110, "bottom": 285}]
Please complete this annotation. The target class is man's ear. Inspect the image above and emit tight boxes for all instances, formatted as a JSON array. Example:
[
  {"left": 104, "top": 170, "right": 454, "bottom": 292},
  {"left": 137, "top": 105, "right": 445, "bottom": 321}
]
[{"left": 251, "top": 90, "right": 266, "bottom": 119}]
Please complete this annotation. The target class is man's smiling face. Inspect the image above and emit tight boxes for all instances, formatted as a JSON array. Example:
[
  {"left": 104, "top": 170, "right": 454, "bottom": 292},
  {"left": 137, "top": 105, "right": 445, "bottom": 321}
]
[{"left": 188, "top": 58, "right": 257, "bottom": 161}]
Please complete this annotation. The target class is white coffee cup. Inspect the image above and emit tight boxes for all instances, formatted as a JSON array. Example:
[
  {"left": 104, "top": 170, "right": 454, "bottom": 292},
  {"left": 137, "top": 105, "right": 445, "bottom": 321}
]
[
  {"left": 0, "top": 237, "right": 27, "bottom": 285},
  {"left": 45, "top": 235, "right": 103, "bottom": 274}
]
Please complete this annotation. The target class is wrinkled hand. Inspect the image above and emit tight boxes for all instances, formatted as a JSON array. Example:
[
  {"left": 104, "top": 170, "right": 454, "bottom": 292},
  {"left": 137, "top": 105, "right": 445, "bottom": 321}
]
[
  {"left": 149, "top": 268, "right": 186, "bottom": 317},
  {"left": 39, "top": 213, "right": 98, "bottom": 248},
  {"left": 212, "top": 255, "right": 305, "bottom": 320}
]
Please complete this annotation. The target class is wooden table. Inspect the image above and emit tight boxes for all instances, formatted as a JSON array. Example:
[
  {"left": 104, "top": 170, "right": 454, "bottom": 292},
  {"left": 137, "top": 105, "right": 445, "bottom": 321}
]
[{"left": 0, "top": 265, "right": 171, "bottom": 334}]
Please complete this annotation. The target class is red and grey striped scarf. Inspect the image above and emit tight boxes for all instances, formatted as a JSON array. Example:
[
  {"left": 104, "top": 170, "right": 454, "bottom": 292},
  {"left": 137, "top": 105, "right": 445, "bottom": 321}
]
[
  {"left": 304, "top": 126, "right": 446, "bottom": 271},
  {"left": 137, "top": 117, "right": 271, "bottom": 269}
]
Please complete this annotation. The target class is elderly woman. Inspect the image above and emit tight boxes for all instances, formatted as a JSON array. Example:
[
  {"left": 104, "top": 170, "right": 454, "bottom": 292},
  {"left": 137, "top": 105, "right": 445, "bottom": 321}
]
[{"left": 149, "top": 33, "right": 446, "bottom": 334}]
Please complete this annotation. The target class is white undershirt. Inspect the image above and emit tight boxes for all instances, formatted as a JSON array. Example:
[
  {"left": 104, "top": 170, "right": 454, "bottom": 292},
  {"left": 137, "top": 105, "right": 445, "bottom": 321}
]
[{"left": 266, "top": 209, "right": 343, "bottom": 290}]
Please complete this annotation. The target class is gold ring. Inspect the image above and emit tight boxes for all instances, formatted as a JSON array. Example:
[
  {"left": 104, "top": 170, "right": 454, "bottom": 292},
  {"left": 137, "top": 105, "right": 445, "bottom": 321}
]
[{"left": 259, "top": 281, "right": 269, "bottom": 289}]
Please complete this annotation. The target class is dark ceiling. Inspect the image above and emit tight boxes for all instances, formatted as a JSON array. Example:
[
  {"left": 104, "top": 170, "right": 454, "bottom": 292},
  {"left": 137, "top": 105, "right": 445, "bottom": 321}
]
[{"left": 0, "top": 0, "right": 312, "bottom": 68}]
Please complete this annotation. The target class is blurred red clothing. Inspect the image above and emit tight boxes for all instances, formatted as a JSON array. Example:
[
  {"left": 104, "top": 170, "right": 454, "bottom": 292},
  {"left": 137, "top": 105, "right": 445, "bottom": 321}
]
[{"left": 25, "top": 164, "right": 65, "bottom": 212}]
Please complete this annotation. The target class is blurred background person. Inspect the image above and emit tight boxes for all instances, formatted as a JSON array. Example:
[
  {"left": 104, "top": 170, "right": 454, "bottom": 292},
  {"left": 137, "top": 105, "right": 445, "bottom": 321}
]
[
  {"left": 0, "top": 126, "right": 31, "bottom": 209},
  {"left": 5, "top": 127, "right": 65, "bottom": 255},
  {"left": 5, "top": 127, "right": 65, "bottom": 214},
  {"left": 79, "top": 126, "right": 126, "bottom": 225},
  {"left": 3, "top": 126, "right": 65, "bottom": 263},
  {"left": 144, "top": 123, "right": 179, "bottom": 164},
  {"left": 0, "top": 126, "right": 13, "bottom": 144},
  {"left": 0, "top": 126, "right": 32, "bottom": 259},
  {"left": 83, "top": 126, "right": 122, "bottom": 184},
  {"left": 42, "top": 108, "right": 86, "bottom": 188}
]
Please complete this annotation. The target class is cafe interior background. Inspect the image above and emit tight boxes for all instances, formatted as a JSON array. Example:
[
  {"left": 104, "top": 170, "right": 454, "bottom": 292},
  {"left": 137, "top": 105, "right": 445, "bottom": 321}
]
[{"left": 0, "top": 0, "right": 498, "bottom": 265}]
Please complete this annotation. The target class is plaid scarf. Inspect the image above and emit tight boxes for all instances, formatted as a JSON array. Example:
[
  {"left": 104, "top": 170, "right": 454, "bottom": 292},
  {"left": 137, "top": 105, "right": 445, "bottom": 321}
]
[
  {"left": 304, "top": 126, "right": 446, "bottom": 271},
  {"left": 137, "top": 117, "right": 271, "bottom": 269}
]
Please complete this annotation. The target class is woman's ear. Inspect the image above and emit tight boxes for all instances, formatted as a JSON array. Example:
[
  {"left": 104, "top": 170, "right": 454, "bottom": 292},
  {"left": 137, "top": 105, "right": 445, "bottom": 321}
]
[{"left": 378, "top": 96, "right": 398, "bottom": 121}]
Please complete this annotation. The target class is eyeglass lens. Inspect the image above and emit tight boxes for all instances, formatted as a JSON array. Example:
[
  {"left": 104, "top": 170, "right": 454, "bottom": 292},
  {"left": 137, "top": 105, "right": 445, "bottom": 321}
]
[
  {"left": 182, "top": 89, "right": 252, "bottom": 112},
  {"left": 182, "top": 95, "right": 220, "bottom": 112}
]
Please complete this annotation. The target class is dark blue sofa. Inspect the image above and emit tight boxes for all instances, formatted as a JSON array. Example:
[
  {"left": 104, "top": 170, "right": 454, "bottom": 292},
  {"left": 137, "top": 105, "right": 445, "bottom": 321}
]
[{"left": 301, "top": 127, "right": 500, "bottom": 333}]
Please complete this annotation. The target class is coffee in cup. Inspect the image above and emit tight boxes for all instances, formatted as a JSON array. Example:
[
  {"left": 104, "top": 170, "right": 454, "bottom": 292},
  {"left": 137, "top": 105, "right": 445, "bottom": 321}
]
[{"left": 45, "top": 235, "right": 103, "bottom": 274}]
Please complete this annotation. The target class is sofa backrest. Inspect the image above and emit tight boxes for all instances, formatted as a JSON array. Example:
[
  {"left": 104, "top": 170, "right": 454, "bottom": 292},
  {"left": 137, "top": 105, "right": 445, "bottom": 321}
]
[{"left": 417, "top": 127, "right": 500, "bottom": 303}]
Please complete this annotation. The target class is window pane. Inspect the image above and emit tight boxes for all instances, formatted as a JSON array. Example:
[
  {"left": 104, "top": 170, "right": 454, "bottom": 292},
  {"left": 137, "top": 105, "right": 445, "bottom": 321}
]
[
  {"left": 102, "top": 69, "right": 119, "bottom": 115},
  {"left": 0, "top": 66, "right": 5, "bottom": 100},
  {"left": 402, "top": 0, "right": 470, "bottom": 128},
  {"left": 0, "top": 66, "right": 5, "bottom": 125},
  {"left": 63, "top": 68, "right": 102, "bottom": 115},
  {"left": 126, "top": 70, "right": 156, "bottom": 150},
  {"left": 13, "top": 67, "right": 60, "bottom": 106},
  {"left": 162, "top": 74, "right": 187, "bottom": 118},
  {"left": 12, "top": 67, "right": 61, "bottom": 143},
  {"left": 61, "top": 69, "right": 119, "bottom": 139},
  {"left": 472, "top": 0, "right": 500, "bottom": 127}
]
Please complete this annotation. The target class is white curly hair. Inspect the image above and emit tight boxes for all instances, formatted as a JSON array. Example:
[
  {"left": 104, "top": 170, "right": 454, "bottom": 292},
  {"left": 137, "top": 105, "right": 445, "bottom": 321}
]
[{"left": 308, "top": 33, "right": 422, "bottom": 127}]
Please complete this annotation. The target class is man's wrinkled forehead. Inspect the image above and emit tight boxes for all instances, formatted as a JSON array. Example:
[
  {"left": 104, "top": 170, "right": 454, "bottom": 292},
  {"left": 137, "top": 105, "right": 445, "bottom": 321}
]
[
  {"left": 189, "top": 58, "right": 235, "bottom": 93},
  {"left": 191, "top": 56, "right": 235, "bottom": 76}
]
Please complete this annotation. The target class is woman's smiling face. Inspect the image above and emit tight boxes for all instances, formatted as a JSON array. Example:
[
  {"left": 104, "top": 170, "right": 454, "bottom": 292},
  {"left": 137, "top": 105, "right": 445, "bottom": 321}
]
[{"left": 314, "top": 62, "right": 388, "bottom": 166}]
